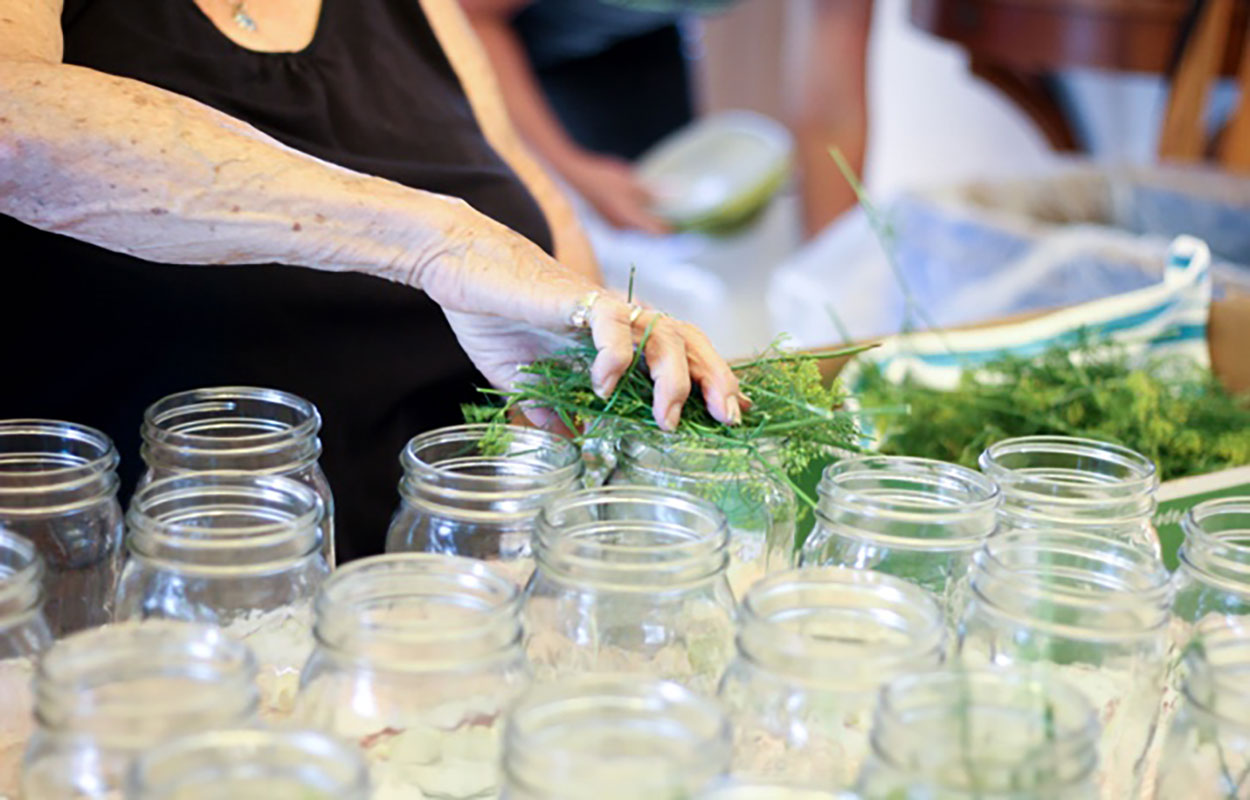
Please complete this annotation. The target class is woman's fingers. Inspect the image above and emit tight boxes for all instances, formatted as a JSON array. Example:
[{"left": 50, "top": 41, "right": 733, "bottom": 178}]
[
  {"left": 586, "top": 296, "right": 636, "bottom": 399},
  {"left": 640, "top": 313, "right": 693, "bottom": 432},
  {"left": 678, "top": 321, "right": 744, "bottom": 426}
]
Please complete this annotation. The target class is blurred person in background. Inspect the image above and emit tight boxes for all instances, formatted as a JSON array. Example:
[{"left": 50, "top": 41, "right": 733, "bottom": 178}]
[{"left": 461, "top": 0, "right": 874, "bottom": 237}]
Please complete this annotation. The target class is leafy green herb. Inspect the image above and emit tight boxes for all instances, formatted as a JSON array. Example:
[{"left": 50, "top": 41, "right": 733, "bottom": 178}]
[
  {"left": 855, "top": 339, "right": 1250, "bottom": 481},
  {"left": 463, "top": 334, "right": 869, "bottom": 514}
]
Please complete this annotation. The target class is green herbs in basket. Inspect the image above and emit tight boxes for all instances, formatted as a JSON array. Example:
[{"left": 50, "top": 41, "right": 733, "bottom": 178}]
[
  {"left": 463, "top": 334, "right": 868, "bottom": 513},
  {"left": 856, "top": 339, "right": 1250, "bottom": 481}
]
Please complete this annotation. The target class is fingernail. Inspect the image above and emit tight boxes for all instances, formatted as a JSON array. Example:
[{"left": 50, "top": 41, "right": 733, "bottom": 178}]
[
  {"left": 738, "top": 390, "right": 753, "bottom": 404},
  {"left": 664, "top": 404, "right": 682, "bottom": 432},
  {"left": 724, "top": 395, "right": 741, "bottom": 425}
]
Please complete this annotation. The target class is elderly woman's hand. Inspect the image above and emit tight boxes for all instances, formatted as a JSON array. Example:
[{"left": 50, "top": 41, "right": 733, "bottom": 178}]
[{"left": 414, "top": 201, "right": 743, "bottom": 432}]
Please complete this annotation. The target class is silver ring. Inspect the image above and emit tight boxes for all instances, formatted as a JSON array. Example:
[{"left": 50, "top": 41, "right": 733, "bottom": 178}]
[
  {"left": 568, "top": 290, "right": 601, "bottom": 329},
  {"left": 627, "top": 304, "right": 645, "bottom": 325}
]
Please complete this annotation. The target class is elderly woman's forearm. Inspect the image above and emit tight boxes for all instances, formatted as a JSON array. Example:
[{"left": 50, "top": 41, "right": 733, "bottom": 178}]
[{"left": 0, "top": 60, "right": 467, "bottom": 288}]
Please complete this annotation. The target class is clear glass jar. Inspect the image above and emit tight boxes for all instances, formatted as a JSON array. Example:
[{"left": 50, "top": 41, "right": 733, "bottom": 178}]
[
  {"left": 856, "top": 669, "right": 1100, "bottom": 799},
  {"left": 126, "top": 729, "right": 371, "bottom": 800},
  {"left": 799, "top": 456, "right": 1000, "bottom": 618},
  {"left": 293, "top": 553, "right": 529, "bottom": 800},
  {"left": 610, "top": 434, "right": 796, "bottom": 599},
  {"left": 1154, "top": 616, "right": 1250, "bottom": 800},
  {"left": 718, "top": 567, "right": 946, "bottom": 790},
  {"left": 524, "top": 485, "right": 736, "bottom": 694},
  {"left": 114, "top": 473, "right": 329, "bottom": 721},
  {"left": 1172, "top": 497, "right": 1250, "bottom": 640},
  {"left": 21, "top": 620, "right": 259, "bottom": 799},
  {"left": 502, "top": 676, "right": 732, "bottom": 800},
  {"left": 385, "top": 424, "right": 584, "bottom": 586},
  {"left": 958, "top": 529, "right": 1172, "bottom": 800},
  {"left": 0, "top": 419, "right": 123, "bottom": 636},
  {"left": 0, "top": 529, "right": 52, "bottom": 798},
  {"left": 139, "top": 387, "right": 335, "bottom": 565},
  {"left": 979, "top": 435, "right": 1160, "bottom": 556}
]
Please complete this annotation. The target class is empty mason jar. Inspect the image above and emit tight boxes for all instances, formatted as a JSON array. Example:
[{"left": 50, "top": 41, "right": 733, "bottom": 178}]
[
  {"left": 718, "top": 567, "right": 946, "bottom": 790},
  {"left": 1154, "top": 616, "right": 1250, "bottom": 800},
  {"left": 524, "top": 485, "right": 736, "bottom": 694},
  {"left": 126, "top": 729, "right": 370, "bottom": 800},
  {"left": 0, "top": 529, "right": 52, "bottom": 798},
  {"left": 958, "top": 529, "right": 1172, "bottom": 800},
  {"left": 1172, "top": 497, "right": 1250, "bottom": 641},
  {"left": 979, "top": 435, "right": 1160, "bottom": 556},
  {"left": 114, "top": 473, "right": 328, "bottom": 721},
  {"left": 0, "top": 419, "right": 123, "bottom": 636},
  {"left": 293, "top": 553, "right": 529, "bottom": 799},
  {"left": 385, "top": 424, "right": 583, "bottom": 586},
  {"left": 21, "top": 620, "right": 258, "bottom": 799},
  {"left": 139, "top": 387, "right": 335, "bottom": 565},
  {"left": 503, "top": 676, "right": 732, "bottom": 800},
  {"left": 799, "top": 456, "right": 999, "bottom": 618},
  {"left": 610, "top": 434, "right": 796, "bottom": 598},
  {"left": 856, "top": 669, "right": 1100, "bottom": 799}
]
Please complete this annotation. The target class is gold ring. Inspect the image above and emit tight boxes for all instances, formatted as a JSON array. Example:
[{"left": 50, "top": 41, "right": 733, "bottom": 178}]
[{"left": 568, "top": 290, "right": 601, "bottom": 329}]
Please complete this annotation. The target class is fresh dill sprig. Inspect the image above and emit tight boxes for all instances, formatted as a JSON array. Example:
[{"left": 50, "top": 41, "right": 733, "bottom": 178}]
[
  {"left": 856, "top": 337, "right": 1250, "bottom": 481},
  {"left": 463, "top": 336, "right": 872, "bottom": 513}
]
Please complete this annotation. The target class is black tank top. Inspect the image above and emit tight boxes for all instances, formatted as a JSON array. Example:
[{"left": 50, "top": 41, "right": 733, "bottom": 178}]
[{"left": 0, "top": 0, "right": 553, "bottom": 561}]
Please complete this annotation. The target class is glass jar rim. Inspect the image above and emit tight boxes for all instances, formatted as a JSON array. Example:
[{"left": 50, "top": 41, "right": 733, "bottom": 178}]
[
  {"left": 35, "top": 620, "right": 259, "bottom": 729},
  {"left": 505, "top": 676, "right": 731, "bottom": 795},
  {"left": 973, "top": 528, "right": 1173, "bottom": 639},
  {"left": 126, "top": 473, "right": 324, "bottom": 572},
  {"left": 128, "top": 728, "right": 371, "bottom": 798},
  {"left": 816, "top": 455, "right": 1000, "bottom": 549},
  {"left": 738, "top": 567, "right": 946, "bottom": 681},
  {"left": 142, "top": 387, "right": 321, "bottom": 455},
  {"left": 978, "top": 435, "right": 1158, "bottom": 497},
  {"left": 313, "top": 553, "right": 522, "bottom": 666},
  {"left": 0, "top": 419, "right": 119, "bottom": 501},
  {"left": 616, "top": 433, "right": 784, "bottom": 479},
  {"left": 0, "top": 527, "right": 44, "bottom": 623},
  {"left": 399, "top": 423, "right": 583, "bottom": 491},
  {"left": 534, "top": 486, "right": 729, "bottom": 589},
  {"left": 871, "top": 668, "right": 1099, "bottom": 790},
  {"left": 1179, "top": 497, "right": 1250, "bottom": 587}
]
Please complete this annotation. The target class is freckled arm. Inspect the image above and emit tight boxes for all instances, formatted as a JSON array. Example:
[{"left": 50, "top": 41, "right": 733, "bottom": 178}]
[{"left": 0, "top": 0, "right": 501, "bottom": 291}]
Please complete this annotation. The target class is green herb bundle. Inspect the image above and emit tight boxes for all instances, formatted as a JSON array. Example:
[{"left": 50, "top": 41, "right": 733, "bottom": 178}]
[
  {"left": 856, "top": 339, "right": 1250, "bottom": 481},
  {"left": 463, "top": 334, "right": 868, "bottom": 512}
]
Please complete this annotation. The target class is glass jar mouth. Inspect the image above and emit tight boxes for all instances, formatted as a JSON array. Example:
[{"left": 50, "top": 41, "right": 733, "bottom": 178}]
[
  {"left": 126, "top": 474, "right": 324, "bottom": 572},
  {"left": 313, "top": 553, "right": 522, "bottom": 667},
  {"left": 1179, "top": 497, "right": 1250, "bottom": 589},
  {"left": 0, "top": 419, "right": 120, "bottom": 511},
  {"left": 616, "top": 433, "right": 784, "bottom": 480},
  {"left": 0, "top": 527, "right": 44, "bottom": 624},
  {"left": 1180, "top": 617, "right": 1250, "bottom": 729},
  {"left": 35, "top": 620, "right": 259, "bottom": 732},
  {"left": 128, "top": 728, "right": 370, "bottom": 798},
  {"left": 815, "top": 455, "right": 1000, "bottom": 550},
  {"left": 972, "top": 529, "right": 1173, "bottom": 639},
  {"left": 399, "top": 424, "right": 583, "bottom": 498},
  {"left": 534, "top": 486, "right": 730, "bottom": 589},
  {"left": 738, "top": 567, "right": 946, "bottom": 683},
  {"left": 978, "top": 435, "right": 1158, "bottom": 504},
  {"left": 871, "top": 668, "right": 1099, "bottom": 792},
  {"left": 141, "top": 387, "right": 322, "bottom": 461},
  {"left": 505, "top": 677, "right": 731, "bottom": 795}
]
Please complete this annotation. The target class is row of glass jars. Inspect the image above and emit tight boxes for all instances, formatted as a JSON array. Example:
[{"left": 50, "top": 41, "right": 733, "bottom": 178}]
[
  {"left": 5, "top": 489, "right": 1249, "bottom": 799},
  {"left": 0, "top": 387, "right": 333, "bottom": 640}
]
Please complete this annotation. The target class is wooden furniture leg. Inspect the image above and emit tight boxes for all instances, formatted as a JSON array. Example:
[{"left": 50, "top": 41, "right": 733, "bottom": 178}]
[{"left": 969, "top": 56, "right": 1082, "bottom": 151}]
